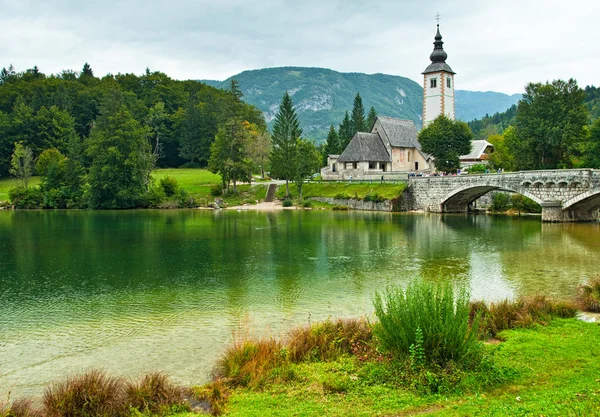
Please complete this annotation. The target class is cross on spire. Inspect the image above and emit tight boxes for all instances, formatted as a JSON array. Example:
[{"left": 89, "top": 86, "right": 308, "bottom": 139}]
[{"left": 435, "top": 13, "right": 441, "bottom": 24}]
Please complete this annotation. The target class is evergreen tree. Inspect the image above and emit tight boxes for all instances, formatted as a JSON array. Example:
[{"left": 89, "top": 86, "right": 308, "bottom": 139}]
[
  {"left": 178, "top": 97, "right": 216, "bottom": 166},
  {"left": 338, "top": 111, "right": 353, "bottom": 151},
  {"left": 585, "top": 118, "right": 600, "bottom": 168},
  {"left": 81, "top": 63, "right": 94, "bottom": 78},
  {"left": 0, "top": 110, "right": 12, "bottom": 176},
  {"left": 418, "top": 115, "right": 473, "bottom": 173},
  {"left": 351, "top": 92, "right": 366, "bottom": 134},
  {"left": 230, "top": 79, "right": 243, "bottom": 101},
  {"left": 324, "top": 124, "right": 340, "bottom": 161},
  {"left": 35, "top": 106, "right": 79, "bottom": 154},
  {"left": 366, "top": 106, "right": 378, "bottom": 131},
  {"left": 86, "top": 93, "right": 152, "bottom": 209},
  {"left": 270, "top": 92, "right": 302, "bottom": 197}
]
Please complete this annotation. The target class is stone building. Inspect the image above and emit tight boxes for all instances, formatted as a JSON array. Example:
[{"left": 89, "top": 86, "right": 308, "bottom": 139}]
[{"left": 322, "top": 24, "right": 459, "bottom": 180}]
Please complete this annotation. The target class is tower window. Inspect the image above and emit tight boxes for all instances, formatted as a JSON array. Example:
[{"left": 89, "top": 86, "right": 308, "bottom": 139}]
[
  {"left": 430, "top": 78, "right": 437, "bottom": 88},
  {"left": 447, "top": 78, "right": 451, "bottom": 88}
]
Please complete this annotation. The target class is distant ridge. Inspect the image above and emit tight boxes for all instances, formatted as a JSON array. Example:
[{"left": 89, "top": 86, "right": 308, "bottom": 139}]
[{"left": 200, "top": 67, "right": 521, "bottom": 141}]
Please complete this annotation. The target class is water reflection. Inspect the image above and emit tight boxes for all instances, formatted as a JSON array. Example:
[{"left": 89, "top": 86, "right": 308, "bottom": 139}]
[{"left": 0, "top": 210, "right": 598, "bottom": 399}]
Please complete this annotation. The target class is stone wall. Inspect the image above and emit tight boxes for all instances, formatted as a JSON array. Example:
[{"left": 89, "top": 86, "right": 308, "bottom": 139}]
[{"left": 309, "top": 197, "right": 394, "bottom": 212}]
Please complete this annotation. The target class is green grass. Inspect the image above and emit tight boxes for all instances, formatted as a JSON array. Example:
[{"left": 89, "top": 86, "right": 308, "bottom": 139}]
[
  {"left": 152, "top": 169, "right": 222, "bottom": 200},
  {"left": 172, "top": 319, "right": 600, "bottom": 416},
  {"left": 275, "top": 182, "right": 407, "bottom": 201},
  {"left": 0, "top": 177, "right": 41, "bottom": 202}
]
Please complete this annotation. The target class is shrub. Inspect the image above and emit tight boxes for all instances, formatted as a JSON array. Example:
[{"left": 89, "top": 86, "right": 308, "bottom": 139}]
[
  {"left": 471, "top": 295, "right": 577, "bottom": 338},
  {"left": 146, "top": 185, "right": 166, "bottom": 208},
  {"left": 214, "top": 339, "right": 289, "bottom": 388},
  {"left": 332, "top": 205, "right": 349, "bottom": 211},
  {"left": 468, "top": 164, "right": 487, "bottom": 173},
  {"left": 302, "top": 200, "right": 312, "bottom": 208},
  {"left": 490, "top": 192, "right": 510, "bottom": 212},
  {"left": 373, "top": 280, "right": 482, "bottom": 367},
  {"left": 0, "top": 398, "right": 40, "bottom": 417},
  {"left": 287, "top": 318, "right": 373, "bottom": 363},
  {"left": 43, "top": 369, "right": 125, "bottom": 417},
  {"left": 576, "top": 276, "right": 600, "bottom": 312},
  {"left": 210, "top": 183, "right": 224, "bottom": 197},
  {"left": 282, "top": 199, "right": 293, "bottom": 207},
  {"left": 8, "top": 186, "right": 43, "bottom": 209},
  {"left": 159, "top": 176, "right": 179, "bottom": 198},
  {"left": 124, "top": 372, "right": 188, "bottom": 415}
]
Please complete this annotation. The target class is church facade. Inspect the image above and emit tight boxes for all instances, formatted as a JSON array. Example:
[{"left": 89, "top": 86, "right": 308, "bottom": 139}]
[{"left": 322, "top": 24, "right": 459, "bottom": 180}]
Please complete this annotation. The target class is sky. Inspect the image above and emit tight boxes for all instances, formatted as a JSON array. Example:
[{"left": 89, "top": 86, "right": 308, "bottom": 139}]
[{"left": 2, "top": 0, "right": 599, "bottom": 95}]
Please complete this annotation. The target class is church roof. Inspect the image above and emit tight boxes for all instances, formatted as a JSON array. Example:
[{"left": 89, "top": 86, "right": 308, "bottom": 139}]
[
  {"left": 422, "top": 62, "right": 455, "bottom": 75},
  {"left": 460, "top": 140, "right": 494, "bottom": 160},
  {"left": 338, "top": 132, "right": 391, "bottom": 162},
  {"left": 376, "top": 117, "right": 420, "bottom": 148}
]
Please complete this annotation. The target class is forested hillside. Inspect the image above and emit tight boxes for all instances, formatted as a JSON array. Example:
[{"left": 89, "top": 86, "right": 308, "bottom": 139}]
[
  {"left": 0, "top": 64, "right": 265, "bottom": 177},
  {"left": 203, "top": 67, "right": 521, "bottom": 140}
]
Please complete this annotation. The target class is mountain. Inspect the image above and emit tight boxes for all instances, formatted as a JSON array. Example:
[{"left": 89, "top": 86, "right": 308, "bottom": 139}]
[{"left": 201, "top": 67, "right": 521, "bottom": 141}]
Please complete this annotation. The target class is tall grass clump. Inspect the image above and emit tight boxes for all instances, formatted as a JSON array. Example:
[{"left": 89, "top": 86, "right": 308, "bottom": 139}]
[
  {"left": 124, "top": 372, "right": 189, "bottom": 415},
  {"left": 373, "top": 280, "right": 482, "bottom": 367},
  {"left": 214, "top": 339, "right": 290, "bottom": 388},
  {"left": 471, "top": 295, "right": 578, "bottom": 338},
  {"left": 287, "top": 318, "right": 373, "bottom": 362},
  {"left": 43, "top": 369, "right": 125, "bottom": 417},
  {"left": 577, "top": 276, "right": 600, "bottom": 312},
  {"left": 0, "top": 398, "right": 41, "bottom": 417}
]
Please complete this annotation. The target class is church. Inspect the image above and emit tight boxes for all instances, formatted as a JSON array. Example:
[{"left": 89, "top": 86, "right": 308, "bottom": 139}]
[{"left": 321, "top": 24, "right": 491, "bottom": 180}]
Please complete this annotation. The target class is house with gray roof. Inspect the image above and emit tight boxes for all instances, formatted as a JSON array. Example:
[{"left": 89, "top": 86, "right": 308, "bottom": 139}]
[{"left": 459, "top": 139, "right": 494, "bottom": 167}]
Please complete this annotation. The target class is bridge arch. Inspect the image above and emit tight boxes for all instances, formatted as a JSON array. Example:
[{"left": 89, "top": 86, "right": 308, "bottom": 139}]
[
  {"left": 440, "top": 184, "right": 544, "bottom": 213},
  {"left": 562, "top": 189, "right": 600, "bottom": 212}
]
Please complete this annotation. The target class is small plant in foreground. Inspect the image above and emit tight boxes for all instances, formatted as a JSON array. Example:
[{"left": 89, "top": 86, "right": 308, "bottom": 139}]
[
  {"left": 124, "top": 372, "right": 189, "bottom": 415},
  {"left": 577, "top": 276, "right": 600, "bottom": 312},
  {"left": 282, "top": 199, "right": 293, "bottom": 207},
  {"left": 373, "top": 280, "right": 482, "bottom": 367},
  {"left": 43, "top": 369, "right": 125, "bottom": 417}
]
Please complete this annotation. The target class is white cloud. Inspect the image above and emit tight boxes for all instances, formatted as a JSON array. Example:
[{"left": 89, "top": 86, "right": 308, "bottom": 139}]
[{"left": 0, "top": 0, "right": 598, "bottom": 94}]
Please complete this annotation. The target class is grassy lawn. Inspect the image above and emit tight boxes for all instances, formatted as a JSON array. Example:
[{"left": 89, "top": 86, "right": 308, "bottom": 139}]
[
  {"left": 0, "top": 177, "right": 41, "bottom": 202},
  {"left": 152, "top": 169, "right": 222, "bottom": 199},
  {"left": 172, "top": 319, "right": 600, "bottom": 416},
  {"left": 276, "top": 182, "right": 407, "bottom": 201}
]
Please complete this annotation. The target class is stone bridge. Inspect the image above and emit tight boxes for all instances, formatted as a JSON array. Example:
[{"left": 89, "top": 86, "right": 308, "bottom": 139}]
[{"left": 405, "top": 169, "right": 600, "bottom": 222}]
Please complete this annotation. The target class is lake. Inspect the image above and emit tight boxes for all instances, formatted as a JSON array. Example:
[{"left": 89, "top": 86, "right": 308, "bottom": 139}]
[{"left": 1, "top": 210, "right": 598, "bottom": 398}]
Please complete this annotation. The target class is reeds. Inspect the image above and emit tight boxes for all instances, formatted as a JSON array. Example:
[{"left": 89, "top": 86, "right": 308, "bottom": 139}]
[
  {"left": 124, "top": 372, "right": 188, "bottom": 415},
  {"left": 373, "top": 280, "right": 482, "bottom": 367},
  {"left": 41, "top": 370, "right": 188, "bottom": 417},
  {"left": 576, "top": 276, "right": 600, "bottom": 312},
  {"left": 0, "top": 398, "right": 41, "bottom": 417},
  {"left": 471, "top": 295, "right": 578, "bottom": 338}
]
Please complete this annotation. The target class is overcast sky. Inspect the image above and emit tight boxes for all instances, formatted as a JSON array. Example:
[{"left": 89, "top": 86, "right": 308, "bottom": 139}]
[{"left": 2, "top": 0, "right": 598, "bottom": 94}]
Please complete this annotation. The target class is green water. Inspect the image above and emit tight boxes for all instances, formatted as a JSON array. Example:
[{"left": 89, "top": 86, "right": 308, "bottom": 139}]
[{"left": 1, "top": 210, "right": 598, "bottom": 398}]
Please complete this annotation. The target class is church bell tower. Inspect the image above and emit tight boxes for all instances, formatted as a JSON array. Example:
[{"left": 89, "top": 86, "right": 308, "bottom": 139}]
[{"left": 422, "top": 23, "right": 455, "bottom": 127}]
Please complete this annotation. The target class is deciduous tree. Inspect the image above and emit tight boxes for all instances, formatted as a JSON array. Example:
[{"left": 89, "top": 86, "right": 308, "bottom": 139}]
[
  {"left": 294, "top": 139, "right": 321, "bottom": 202},
  {"left": 10, "top": 141, "right": 34, "bottom": 188},
  {"left": 418, "top": 115, "right": 473, "bottom": 172}
]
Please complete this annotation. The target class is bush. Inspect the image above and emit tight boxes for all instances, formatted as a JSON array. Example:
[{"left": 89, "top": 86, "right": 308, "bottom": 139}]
[
  {"left": 43, "top": 369, "right": 125, "bottom": 417},
  {"left": 363, "top": 193, "right": 384, "bottom": 203},
  {"left": 159, "top": 176, "right": 179, "bottom": 198},
  {"left": 373, "top": 280, "right": 482, "bottom": 367},
  {"left": 180, "top": 162, "right": 202, "bottom": 168},
  {"left": 124, "top": 372, "right": 188, "bottom": 415},
  {"left": 287, "top": 318, "right": 374, "bottom": 363},
  {"left": 210, "top": 183, "right": 224, "bottom": 197},
  {"left": 302, "top": 200, "right": 312, "bottom": 208},
  {"left": 468, "top": 164, "right": 487, "bottom": 173},
  {"left": 192, "top": 380, "right": 230, "bottom": 416},
  {"left": 576, "top": 276, "right": 600, "bottom": 312},
  {"left": 282, "top": 199, "right": 293, "bottom": 207},
  {"left": 8, "top": 186, "right": 43, "bottom": 209},
  {"left": 332, "top": 205, "right": 349, "bottom": 211},
  {"left": 490, "top": 192, "right": 511, "bottom": 212},
  {"left": 471, "top": 295, "right": 577, "bottom": 338}
]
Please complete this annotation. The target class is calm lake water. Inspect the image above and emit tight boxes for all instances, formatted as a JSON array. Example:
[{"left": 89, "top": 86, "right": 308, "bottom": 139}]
[{"left": 1, "top": 210, "right": 598, "bottom": 398}]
